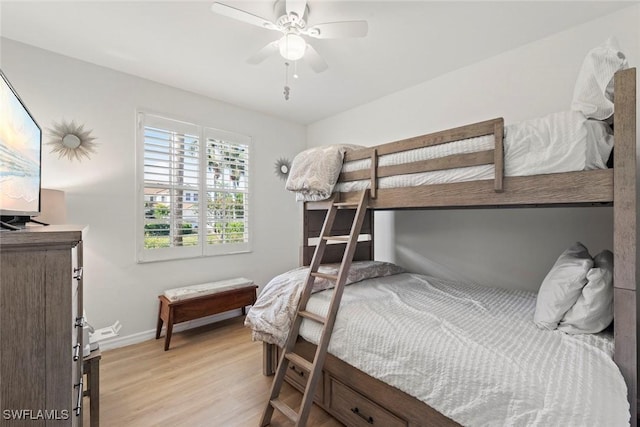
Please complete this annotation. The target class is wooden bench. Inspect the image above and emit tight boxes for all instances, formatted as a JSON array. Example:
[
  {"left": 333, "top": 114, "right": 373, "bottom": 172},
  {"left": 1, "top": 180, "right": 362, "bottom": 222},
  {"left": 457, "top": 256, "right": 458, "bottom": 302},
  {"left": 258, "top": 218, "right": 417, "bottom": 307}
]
[{"left": 155, "top": 278, "right": 257, "bottom": 351}]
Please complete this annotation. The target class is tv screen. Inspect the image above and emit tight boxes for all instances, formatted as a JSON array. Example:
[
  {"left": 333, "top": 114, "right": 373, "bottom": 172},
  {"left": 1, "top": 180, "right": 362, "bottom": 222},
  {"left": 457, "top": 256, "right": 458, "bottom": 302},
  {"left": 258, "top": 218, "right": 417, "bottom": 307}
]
[{"left": 0, "top": 68, "right": 42, "bottom": 222}]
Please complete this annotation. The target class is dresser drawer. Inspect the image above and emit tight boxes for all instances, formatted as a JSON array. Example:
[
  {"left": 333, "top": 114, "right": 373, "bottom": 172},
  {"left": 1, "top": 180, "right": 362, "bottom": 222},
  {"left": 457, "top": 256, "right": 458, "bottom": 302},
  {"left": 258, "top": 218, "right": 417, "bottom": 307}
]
[
  {"left": 328, "top": 378, "right": 407, "bottom": 427},
  {"left": 284, "top": 359, "right": 323, "bottom": 403}
]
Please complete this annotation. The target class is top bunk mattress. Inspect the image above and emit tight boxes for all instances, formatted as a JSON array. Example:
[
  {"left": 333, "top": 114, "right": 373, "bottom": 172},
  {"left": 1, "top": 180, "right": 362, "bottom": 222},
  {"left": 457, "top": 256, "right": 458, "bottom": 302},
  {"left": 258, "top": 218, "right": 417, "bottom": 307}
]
[
  {"left": 288, "top": 111, "right": 613, "bottom": 201},
  {"left": 337, "top": 111, "right": 612, "bottom": 193}
]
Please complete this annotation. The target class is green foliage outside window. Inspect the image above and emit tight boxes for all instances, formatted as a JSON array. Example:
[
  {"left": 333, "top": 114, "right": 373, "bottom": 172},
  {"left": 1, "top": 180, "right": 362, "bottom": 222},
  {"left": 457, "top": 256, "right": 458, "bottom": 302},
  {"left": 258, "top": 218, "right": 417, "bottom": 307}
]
[{"left": 144, "top": 223, "right": 195, "bottom": 248}]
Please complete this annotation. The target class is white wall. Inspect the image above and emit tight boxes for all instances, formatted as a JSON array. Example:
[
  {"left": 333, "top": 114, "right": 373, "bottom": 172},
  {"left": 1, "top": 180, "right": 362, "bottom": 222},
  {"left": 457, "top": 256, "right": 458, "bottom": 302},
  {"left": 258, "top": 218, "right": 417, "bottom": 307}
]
[
  {"left": 308, "top": 5, "right": 640, "bottom": 292},
  {"left": 1, "top": 38, "right": 306, "bottom": 345}
]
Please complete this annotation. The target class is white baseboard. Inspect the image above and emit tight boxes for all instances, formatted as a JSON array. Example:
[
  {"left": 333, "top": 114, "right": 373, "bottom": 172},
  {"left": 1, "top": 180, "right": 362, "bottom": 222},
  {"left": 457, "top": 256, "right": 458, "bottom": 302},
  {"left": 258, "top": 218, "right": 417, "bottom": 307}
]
[{"left": 97, "top": 309, "right": 243, "bottom": 351}]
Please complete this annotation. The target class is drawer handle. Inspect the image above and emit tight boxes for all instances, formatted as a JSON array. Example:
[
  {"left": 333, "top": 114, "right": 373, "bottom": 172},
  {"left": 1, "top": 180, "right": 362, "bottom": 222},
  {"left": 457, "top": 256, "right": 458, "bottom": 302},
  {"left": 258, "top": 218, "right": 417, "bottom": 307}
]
[
  {"left": 74, "top": 379, "right": 83, "bottom": 416},
  {"left": 351, "top": 407, "right": 374, "bottom": 424},
  {"left": 289, "top": 365, "right": 304, "bottom": 377},
  {"left": 73, "top": 267, "right": 83, "bottom": 281},
  {"left": 73, "top": 343, "right": 81, "bottom": 362}
]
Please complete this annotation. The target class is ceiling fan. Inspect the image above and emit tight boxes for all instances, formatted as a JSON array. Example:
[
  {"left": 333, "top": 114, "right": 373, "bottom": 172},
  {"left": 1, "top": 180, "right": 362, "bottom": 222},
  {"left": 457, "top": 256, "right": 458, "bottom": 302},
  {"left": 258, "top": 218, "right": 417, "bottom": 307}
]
[{"left": 210, "top": 0, "right": 368, "bottom": 73}]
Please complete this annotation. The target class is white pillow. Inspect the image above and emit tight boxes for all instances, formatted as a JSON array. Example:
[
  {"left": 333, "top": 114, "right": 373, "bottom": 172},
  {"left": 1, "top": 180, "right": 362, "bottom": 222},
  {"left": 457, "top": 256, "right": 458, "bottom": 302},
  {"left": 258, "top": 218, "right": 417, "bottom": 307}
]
[
  {"left": 533, "top": 242, "right": 593, "bottom": 330},
  {"left": 558, "top": 250, "right": 613, "bottom": 334},
  {"left": 571, "top": 37, "right": 628, "bottom": 120}
]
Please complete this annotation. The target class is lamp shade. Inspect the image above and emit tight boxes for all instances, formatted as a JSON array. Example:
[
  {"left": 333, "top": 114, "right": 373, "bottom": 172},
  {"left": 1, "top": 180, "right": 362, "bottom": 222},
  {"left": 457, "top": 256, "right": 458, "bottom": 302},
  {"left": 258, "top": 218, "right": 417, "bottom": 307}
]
[
  {"left": 279, "top": 33, "right": 306, "bottom": 61},
  {"left": 38, "top": 188, "right": 67, "bottom": 225}
]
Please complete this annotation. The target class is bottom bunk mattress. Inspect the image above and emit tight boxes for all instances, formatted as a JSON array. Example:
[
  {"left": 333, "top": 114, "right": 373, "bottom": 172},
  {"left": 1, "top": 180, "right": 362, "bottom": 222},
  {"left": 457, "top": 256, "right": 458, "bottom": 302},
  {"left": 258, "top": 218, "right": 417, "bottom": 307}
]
[{"left": 247, "top": 269, "right": 629, "bottom": 426}]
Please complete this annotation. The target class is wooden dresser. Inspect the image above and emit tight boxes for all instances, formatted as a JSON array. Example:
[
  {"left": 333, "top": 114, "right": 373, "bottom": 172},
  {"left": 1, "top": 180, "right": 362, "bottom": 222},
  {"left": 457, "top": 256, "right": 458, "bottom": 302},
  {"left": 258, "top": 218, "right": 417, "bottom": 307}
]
[{"left": 0, "top": 226, "right": 85, "bottom": 426}]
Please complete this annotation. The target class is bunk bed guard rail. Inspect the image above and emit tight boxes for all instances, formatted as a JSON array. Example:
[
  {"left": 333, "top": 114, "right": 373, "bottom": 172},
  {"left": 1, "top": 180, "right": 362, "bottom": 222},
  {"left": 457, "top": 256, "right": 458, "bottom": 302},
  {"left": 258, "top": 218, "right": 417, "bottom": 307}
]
[{"left": 338, "top": 117, "right": 505, "bottom": 196}]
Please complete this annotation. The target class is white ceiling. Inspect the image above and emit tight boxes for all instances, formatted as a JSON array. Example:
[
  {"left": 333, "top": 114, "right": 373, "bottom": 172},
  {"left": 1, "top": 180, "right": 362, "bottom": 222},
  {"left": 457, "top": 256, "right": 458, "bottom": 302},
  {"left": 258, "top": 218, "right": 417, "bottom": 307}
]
[{"left": 0, "top": 1, "right": 634, "bottom": 124}]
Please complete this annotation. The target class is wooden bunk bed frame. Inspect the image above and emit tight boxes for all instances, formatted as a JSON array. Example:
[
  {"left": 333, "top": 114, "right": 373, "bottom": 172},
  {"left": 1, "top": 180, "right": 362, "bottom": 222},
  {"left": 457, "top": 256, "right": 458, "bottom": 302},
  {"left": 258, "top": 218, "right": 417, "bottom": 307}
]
[{"left": 264, "top": 67, "right": 637, "bottom": 427}]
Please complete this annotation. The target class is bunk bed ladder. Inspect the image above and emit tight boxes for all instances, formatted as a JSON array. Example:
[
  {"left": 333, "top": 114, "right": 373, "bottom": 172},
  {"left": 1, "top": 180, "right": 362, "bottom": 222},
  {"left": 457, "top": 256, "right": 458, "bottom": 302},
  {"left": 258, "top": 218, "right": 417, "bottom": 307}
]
[{"left": 260, "top": 189, "right": 370, "bottom": 427}]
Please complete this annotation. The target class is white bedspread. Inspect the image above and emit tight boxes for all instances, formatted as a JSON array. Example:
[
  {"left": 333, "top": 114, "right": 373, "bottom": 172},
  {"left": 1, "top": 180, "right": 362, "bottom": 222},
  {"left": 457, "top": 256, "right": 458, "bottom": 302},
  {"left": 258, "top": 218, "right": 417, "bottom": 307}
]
[
  {"left": 320, "top": 111, "right": 612, "bottom": 197},
  {"left": 244, "top": 261, "right": 405, "bottom": 347},
  {"left": 253, "top": 271, "right": 630, "bottom": 426}
]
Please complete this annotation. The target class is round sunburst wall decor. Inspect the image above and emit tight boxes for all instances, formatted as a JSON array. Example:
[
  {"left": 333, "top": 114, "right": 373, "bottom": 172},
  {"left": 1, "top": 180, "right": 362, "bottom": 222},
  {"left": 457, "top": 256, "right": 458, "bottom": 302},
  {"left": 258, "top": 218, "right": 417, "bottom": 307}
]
[
  {"left": 47, "top": 120, "right": 97, "bottom": 161},
  {"left": 274, "top": 157, "right": 291, "bottom": 180}
]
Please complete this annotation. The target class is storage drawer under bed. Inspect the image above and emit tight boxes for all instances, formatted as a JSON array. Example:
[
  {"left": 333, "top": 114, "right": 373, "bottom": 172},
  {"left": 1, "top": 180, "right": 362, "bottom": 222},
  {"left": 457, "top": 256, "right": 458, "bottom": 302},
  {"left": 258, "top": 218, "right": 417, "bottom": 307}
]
[
  {"left": 328, "top": 377, "right": 407, "bottom": 427},
  {"left": 284, "top": 358, "right": 324, "bottom": 403}
]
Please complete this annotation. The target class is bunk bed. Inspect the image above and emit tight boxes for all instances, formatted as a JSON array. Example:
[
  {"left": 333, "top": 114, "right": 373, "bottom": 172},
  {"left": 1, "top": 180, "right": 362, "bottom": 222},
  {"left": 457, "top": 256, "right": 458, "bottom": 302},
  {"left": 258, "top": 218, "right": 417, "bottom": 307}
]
[{"left": 250, "top": 65, "right": 637, "bottom": 426}]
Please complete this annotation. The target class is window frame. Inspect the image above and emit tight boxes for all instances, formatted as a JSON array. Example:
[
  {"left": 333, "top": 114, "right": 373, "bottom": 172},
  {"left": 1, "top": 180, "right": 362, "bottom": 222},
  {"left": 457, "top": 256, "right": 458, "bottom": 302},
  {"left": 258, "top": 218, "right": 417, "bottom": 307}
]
[{"left": 136, "top": 111, "right": 253, "bottom": 263}]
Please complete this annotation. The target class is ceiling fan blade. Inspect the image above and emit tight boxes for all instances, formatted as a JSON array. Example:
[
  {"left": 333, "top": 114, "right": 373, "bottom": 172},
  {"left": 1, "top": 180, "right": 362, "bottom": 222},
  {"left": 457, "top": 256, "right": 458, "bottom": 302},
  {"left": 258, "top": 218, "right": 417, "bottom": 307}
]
[
  {"left": 286, "top": 0, "right": 307, "bottom": 20},
  {"left": 247, "top": 42, "right": 279, "bottom": 64},
  {"left": 306, "top": 21, "right": 368, "bottom": 39},
  {"left": 304, "top": 45, "right": 328, "bottom": 73},
  {"left": 211, "top": 2, "right": 278, "bottom": 31}
]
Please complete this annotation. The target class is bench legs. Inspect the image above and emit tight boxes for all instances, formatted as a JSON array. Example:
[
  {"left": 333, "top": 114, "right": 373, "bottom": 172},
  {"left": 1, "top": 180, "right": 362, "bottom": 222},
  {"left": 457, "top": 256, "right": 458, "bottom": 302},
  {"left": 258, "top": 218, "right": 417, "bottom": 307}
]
[
  {"left": 155, "top": 300, "right": 163, "bottom": 340},
  {"left": 164, "top": 312, "right": 174, "bottom": 351},
  {"left": 155, "top": 297, "right": 174, "bottom": 351}
]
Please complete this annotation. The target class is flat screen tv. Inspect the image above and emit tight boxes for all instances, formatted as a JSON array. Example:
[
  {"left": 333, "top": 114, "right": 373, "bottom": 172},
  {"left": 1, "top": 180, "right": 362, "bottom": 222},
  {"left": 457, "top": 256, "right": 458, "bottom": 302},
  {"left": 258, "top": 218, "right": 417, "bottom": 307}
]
[{"left": 0, "top": 68, "right": 42, "bottom": 230}]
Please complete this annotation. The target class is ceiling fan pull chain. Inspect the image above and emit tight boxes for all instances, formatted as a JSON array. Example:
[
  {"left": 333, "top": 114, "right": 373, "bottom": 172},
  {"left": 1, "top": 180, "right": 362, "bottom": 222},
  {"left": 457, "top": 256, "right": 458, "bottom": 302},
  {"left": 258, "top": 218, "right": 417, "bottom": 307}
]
[{"left": 283, "top": 62, "right": 291, "bottom": 101}]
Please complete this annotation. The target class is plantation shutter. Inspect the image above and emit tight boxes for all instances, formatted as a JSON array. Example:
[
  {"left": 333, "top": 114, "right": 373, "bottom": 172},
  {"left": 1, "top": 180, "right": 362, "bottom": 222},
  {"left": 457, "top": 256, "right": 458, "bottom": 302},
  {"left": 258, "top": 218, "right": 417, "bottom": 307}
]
[
  {"left": 204, "top": 128, "right": 251, "bottom": 256},
  {"left": 136, "top": 113, "right": 251, "bottom": 262}
]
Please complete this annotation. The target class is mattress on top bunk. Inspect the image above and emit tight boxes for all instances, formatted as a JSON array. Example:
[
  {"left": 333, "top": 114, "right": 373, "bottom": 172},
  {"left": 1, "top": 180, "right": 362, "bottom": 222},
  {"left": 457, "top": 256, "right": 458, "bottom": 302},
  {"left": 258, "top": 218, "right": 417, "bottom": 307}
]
[
  {"left": 337, "top": 111, "right": 612, "bottom": 193},
  {"left": 254, "top": 270, "right": 628, "bottom": 426},
  {"left": 289, "top": 111, "right": 613, "bottom": 201}
]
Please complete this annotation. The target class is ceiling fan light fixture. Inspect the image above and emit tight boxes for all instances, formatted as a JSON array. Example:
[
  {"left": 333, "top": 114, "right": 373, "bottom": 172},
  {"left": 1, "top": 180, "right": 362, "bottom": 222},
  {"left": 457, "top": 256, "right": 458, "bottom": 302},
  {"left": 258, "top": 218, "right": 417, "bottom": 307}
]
[{"left": 279, "top": 33, "right": 306, "bottom": 61}]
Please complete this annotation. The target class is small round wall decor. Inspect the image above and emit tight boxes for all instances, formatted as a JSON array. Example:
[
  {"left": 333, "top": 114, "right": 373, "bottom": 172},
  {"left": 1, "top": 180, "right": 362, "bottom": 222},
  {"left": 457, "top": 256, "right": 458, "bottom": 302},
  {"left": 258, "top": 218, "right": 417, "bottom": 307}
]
[
  {"left": 274, "top": 157, "right": 291, "bottom": 180},
  {"left": 47, "top": 120, "right": 97, "bottom": 161}
]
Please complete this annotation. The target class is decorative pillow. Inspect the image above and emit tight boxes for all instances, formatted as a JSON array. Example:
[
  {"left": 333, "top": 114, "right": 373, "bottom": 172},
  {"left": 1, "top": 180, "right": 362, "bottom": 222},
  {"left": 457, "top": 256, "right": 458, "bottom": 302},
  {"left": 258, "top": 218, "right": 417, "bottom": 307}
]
[
  {"left": 558, "top": 250, "right": 613, "bottom": 334},
  {"left": 571, "top": 37, "right": 628, "bottom": 120},
  {"left": 533, "top": 242, "right": 593, "bottom": 330},
  {"left": 286, "top": 144, "right": 363, "bottom": 202}
]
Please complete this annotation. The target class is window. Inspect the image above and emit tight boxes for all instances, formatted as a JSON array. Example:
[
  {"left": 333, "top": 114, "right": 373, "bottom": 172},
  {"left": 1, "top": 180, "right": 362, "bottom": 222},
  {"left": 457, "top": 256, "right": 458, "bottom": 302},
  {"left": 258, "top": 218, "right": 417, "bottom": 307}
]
[{"left": 137, "top": 112, "right": 251, "bottom": 262}]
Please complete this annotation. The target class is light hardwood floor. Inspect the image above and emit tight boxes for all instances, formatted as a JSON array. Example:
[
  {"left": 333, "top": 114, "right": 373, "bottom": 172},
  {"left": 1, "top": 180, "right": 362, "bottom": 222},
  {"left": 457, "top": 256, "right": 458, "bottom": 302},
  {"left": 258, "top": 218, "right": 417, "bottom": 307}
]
[{"left": 85, "top": 316, "right": 342, "bottom": 427}]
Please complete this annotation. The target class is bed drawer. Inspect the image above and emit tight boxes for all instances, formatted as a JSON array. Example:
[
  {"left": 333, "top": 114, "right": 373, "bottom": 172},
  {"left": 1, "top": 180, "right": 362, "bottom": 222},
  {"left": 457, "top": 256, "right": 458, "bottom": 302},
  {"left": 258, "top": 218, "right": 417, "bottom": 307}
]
[
  {"left": 284, "top": 360, "right": 323, "bottom": 403},
  {"left": 328, "top": 378, "right": 407, "bottom": 427}
]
